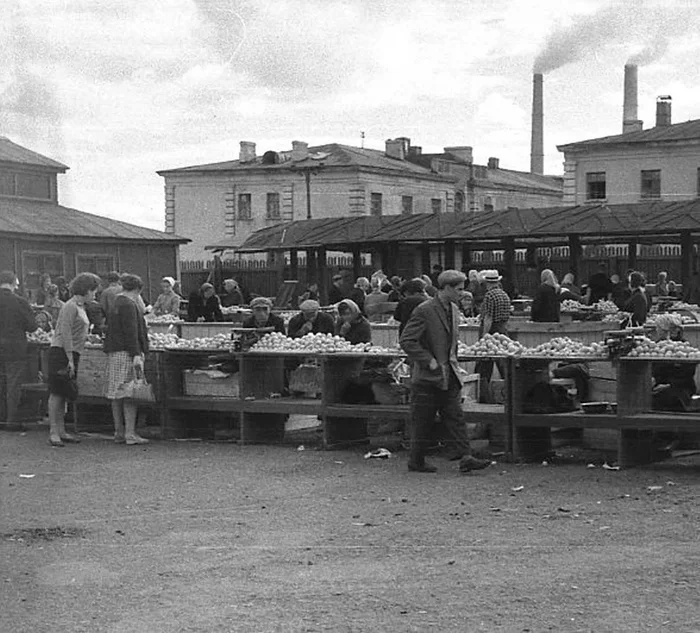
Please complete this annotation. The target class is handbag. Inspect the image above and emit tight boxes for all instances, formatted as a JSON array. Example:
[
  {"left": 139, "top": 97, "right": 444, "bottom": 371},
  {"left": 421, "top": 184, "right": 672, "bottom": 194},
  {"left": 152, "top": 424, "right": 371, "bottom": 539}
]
[
  {"left": 55, "top": 367, "right": 79, "bottom": 401},
  {"left": 116, "top": 378, "right": 155, "bottom": 403}
]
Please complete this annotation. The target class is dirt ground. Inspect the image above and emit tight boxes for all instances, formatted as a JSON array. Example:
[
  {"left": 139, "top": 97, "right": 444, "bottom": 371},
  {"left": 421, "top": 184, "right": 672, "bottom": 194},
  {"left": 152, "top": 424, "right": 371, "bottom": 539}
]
[{"left": 2, "top": 426, "right": 700, "bottom": 633}]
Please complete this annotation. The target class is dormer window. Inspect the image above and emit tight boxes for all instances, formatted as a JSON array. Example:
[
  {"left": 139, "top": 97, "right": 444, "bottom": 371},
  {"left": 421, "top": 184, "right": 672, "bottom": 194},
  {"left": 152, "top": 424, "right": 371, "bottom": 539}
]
[{"left": 0, "top": 169, "right": 52, "bottom": 200}]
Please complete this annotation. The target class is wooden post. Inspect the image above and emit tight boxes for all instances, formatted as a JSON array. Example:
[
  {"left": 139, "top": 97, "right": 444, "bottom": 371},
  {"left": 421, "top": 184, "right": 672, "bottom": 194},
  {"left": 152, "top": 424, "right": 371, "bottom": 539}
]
[
  {"left": 388, "top": 242, "right": 400, "bottom": 277},
  {"left": 306, "top": 249, "right": 317, "bottom": 283},
  {"left": 461, "top": 243, "right": 472, "bottom": 272},
  {"left": 445, "top": 240, "right": 456, "bottom": 270},
  {"left": 289, "top": 249, "right": 298, "bottom": 281},
  {"left": 351, "top": 246, "right": 362, "bottom": 280},
  {"left": 627, "top": 239, "right": 638, "bottom": 271},
  {"left": 568, "top": 234, "right": 581, "bottom": 280},
  {"left": 317, "top": 246, "right": 328, "bottom": 306},
  {"left": 420, "top": 243, "right": 430, "bottom": 275},
  {"left": 681, "top": 231, "right": 693, "bottom": 288},
  {"left": 378, "top": 243, "right": 390, "bottom": 275},
  {"left": 502, "top": 236, "right": 516, "bottom": 292}
]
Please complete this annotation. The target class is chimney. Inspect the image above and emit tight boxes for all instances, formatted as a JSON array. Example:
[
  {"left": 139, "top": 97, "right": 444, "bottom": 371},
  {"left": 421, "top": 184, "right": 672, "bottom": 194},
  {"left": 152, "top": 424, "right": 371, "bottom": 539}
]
[
  {"left": 656, "top": 95, "right": 672, "bottom": 127},
  {"left": 530, "top": 73, "right": 544, "bottom": 175},
  {"left": 622, "top": 64, "right": 643, "bottom": 133},
  {"left": 487, "top": 157, "right": 500, "bottom": 170},
  {"left": 239, "top": 141, "right": 256, "bottom": 163},
  {"left": 444, "top": 146, "right": 473, "bottom": 163},
  {"left": 385, "top": 138, "right": 406, "bottom": 160},
  {"left": 407, "top": 145, "right": 422, "bottom": 158},
  {"left": 291, "top": 140, "right": 309, "bottom": 161}
]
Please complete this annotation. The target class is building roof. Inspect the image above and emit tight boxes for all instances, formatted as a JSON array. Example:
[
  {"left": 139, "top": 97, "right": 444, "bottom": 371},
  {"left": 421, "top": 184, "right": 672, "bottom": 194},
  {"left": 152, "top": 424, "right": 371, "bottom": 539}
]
[
  {"left": 0, "top": 198, "right": 188, "bottom": 243},
  {"left": 558, "top": 118, "right": 700, "bottom": 151},
  {"left": 157, "top": 143, "right": 454, "bottom": 180},
  {"left": 211, "top": 199, "right": 700, "bottom": 252},
  {"left": 476, "top": 168, "right": 563, "bottom": 195},
  {"left": 0, "top": 137, "right": 69, "bottom": 171}
]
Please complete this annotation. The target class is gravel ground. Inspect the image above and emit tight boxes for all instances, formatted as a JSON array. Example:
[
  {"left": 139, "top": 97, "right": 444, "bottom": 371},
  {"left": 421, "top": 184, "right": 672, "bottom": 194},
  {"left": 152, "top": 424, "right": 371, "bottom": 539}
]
[{"left": 2, "top": 427, "right": 700, "bottom": 633}]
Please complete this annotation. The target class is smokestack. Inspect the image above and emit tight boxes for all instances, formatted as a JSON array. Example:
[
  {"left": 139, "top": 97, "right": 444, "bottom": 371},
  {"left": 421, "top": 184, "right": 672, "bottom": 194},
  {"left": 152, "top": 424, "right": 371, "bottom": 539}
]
[
  {"left": 622, "top": 64, "right": 643, "bottom": 133},
  {"left": 656, "top": 95, "right": 672, "bottom": 127},
  {"left": 530, "top": 73, "right": 544, "bottom": 175}
]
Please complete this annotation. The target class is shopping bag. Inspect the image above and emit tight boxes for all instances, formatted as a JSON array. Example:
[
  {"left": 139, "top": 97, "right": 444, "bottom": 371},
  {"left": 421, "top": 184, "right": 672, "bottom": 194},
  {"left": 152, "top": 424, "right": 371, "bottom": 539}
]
[{"left": 116, "top": 378, "right": 155, "bottom": 403}]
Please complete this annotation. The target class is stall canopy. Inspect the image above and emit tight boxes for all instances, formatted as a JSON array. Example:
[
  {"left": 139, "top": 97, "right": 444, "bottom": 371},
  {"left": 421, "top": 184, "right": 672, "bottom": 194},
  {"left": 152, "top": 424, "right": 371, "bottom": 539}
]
[{"left": 208, "top": 200, "right": 700, "bottom": 253}]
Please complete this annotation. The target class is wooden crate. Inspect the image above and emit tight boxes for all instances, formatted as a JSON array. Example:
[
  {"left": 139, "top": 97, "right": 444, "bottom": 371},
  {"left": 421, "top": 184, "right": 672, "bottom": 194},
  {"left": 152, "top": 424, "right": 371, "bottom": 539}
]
[
  {"left": 183, "top": 370, "right": 239, "bottom": 398},
  {"left": 77, "top": 348, "right": 108, "bottom": 397},
  {"left": 587, "top": 361, "right": 617, "bottom": 403},
  {"left": 371, "top": 324, "right": 399, "bottom": 348},
  {"left": 461, "top": 373, "right": 480, "bottom": 410}
]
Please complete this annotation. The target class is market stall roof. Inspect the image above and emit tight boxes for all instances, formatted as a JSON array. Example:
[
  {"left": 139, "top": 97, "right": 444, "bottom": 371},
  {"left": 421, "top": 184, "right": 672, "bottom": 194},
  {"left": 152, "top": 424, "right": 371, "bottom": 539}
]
[
  {"left": 209, "top": 199, "right": 700, "bottom": 253},
  {"left": 0, "top": 136, "right": 69, "bottom": 171},
  {"left": 0, "top": 198, "right": 189, "bottom": 243}
]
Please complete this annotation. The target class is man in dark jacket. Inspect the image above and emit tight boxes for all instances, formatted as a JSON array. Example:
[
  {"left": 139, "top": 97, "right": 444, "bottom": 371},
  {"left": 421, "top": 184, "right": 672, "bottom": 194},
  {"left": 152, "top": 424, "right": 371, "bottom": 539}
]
[
  {"left": 400, "top": 270, "right": 491, "bottom": 474},
  {"left": 287, "top": 300, "right": 334, "bottom": 338},
  {"left": 0, "top": 271, "right": 38, "bottom": 429},
  {"left": 393, "top": 279, "right": 428, "bottom": 335}
]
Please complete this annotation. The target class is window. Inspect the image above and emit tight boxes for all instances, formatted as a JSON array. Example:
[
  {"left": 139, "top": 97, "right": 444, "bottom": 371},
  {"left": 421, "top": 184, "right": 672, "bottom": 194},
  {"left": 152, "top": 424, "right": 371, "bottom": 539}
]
[
  {"left": 641, "top": 169, "right": 661, "bottom": 199},
  {"left": 483, "top": 196, "right": 494, "bottom": 213},
  {"left": 0, "top": 170, "right": 52, "bottom": 199},
  {"left": 77, "top": 255, "right": 115, "bottom": 276},
  {"left": 586, "top": 172, "right": 606, "bottom": 200},
  {"left": 454, "top": 191, "right": 465, "bottom": 214},
  {"left": 370, "top": 192, "right": 382, "bottom": 217},
  {"left": 401, "top": 195, "right": 413, "bottom": 215},
  {"left": 431, "top": 198, "right": 442, "bottom": 214},
  {"left": 22, "top": 251, "right": 65, "bottom": 300},
  {"left": 266, "top": 193, "right": 280, "bottom": 220},
  {"left": 238, "top": 193, "right": 252, "bottom": 220}
]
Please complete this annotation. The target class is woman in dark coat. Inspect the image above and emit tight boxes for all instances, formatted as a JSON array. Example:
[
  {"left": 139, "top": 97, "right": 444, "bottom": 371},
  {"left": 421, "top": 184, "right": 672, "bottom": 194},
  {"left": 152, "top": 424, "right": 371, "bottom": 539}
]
[
  {"left": 336, "top": 299, "right": 371, "bottom": 345},
  {"left": 624, "top": 272, "right": 648, "bottom": 327},
  {"left": 188, "top": 283, "right": 223, "bottom": 322},
  {"left": 531, "top": 269, "right": 561, "bottom": 323}
]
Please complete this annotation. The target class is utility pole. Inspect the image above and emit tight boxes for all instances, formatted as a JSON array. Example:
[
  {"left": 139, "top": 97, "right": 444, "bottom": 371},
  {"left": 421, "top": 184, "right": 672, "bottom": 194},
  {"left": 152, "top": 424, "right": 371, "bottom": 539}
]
[{"left": 290, "top": 161, "right": 325, "bottom": 220}]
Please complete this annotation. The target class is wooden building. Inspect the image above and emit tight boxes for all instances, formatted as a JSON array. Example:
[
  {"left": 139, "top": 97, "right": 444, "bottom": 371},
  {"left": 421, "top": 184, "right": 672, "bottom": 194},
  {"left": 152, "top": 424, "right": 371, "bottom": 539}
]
[{"left": 0, "top": 137, "right": 188, "bottom": 302}]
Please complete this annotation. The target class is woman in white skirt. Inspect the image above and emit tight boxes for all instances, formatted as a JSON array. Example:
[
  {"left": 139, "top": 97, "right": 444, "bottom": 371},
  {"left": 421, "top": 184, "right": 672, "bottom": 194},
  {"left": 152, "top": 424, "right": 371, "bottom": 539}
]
[{"left": 104, "top": 274, "right": 149, "bottom": 445}]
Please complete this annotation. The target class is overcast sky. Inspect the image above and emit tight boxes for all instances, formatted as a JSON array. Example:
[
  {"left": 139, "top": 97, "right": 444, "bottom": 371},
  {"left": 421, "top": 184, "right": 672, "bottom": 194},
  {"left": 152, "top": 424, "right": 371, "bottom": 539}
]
[{"left": 1, "top": 0, "right": 699, "bottom": 231}]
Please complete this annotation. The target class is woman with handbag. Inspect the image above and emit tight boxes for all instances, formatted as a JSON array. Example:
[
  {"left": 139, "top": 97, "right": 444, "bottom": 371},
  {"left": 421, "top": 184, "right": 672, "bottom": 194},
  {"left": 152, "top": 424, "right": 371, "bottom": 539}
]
[
  {"left": 104, "top": 274, "right": 150, "bottom": 445},
  {"left": 48, "top": 272, "right": 101, "bottom": 447}
]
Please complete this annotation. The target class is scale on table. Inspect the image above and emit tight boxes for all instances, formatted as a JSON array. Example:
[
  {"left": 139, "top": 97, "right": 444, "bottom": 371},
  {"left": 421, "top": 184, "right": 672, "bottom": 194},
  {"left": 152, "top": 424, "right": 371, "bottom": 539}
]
[
  {"left": 604, "top": 328, "right": 643, "bottom": 358},
  {"left": 230, "top": 326, "right": 276, "bottom": 351}
]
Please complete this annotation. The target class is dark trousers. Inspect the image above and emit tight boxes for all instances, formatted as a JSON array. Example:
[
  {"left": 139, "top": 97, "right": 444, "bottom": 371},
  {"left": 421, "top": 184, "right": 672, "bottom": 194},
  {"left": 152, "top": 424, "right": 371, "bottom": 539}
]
[
  {"left": 409, "top": 373, "right": 470, "bottom": 467},
  {"left": 475, "top": 322, "right": 509, "bottom": 403},
  {"left": 0, "top": 359, "right": 27, "bottom": 427}
]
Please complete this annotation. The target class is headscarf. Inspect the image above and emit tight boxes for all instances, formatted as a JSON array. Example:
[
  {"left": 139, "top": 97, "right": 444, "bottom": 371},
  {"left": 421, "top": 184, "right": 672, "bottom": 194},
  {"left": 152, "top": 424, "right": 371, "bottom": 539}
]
[
  {"left": 541, "top": 269, "right": 558, "bottom": 289},
  {"left": 338, "top": 299, "right": 361, "bottom": 320},
  {"left": 468, "top": 269, "right": 478, "bottom": 282},
  {"left": 162, "top": 276, "right": 176, "bottom": 289}
]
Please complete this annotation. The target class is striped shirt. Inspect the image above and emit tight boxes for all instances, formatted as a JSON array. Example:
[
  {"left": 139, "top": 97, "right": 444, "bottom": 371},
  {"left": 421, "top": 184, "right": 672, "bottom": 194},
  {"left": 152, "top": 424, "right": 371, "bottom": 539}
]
[{"left": 481, "top": 288, "right": 511, "bottom": 324}]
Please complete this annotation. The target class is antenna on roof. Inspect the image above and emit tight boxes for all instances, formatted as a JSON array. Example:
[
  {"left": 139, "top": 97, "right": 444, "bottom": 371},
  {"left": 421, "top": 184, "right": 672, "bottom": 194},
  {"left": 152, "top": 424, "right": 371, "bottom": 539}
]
[{"left": 360, "top": 131, "right": 365, "bottom": 148}]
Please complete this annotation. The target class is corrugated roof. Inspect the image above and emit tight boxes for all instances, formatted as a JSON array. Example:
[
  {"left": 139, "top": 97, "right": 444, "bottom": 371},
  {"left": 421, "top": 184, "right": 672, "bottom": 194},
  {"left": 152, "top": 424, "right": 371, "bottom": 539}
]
[
  {"left": 0, "top": 198, "right": 188, "bottom": 243},
  {"left": 0, "top": 137, "right": 69, "bottom": 171},
  {"left": 558, "top": 118, "right": 700, "bottom": 151},
  {"left": 215, "top": 200, "right": 700, "bottom": 252},
  {"left": 157, "top": 143, "right": 453, "bottom": 179},
  {"left": 479, "top": 168, "right": 563, "bottom": 194}
]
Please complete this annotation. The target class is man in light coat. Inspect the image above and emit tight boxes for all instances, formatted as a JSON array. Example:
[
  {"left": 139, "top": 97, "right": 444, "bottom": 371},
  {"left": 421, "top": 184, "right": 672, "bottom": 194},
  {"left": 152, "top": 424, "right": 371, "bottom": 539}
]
[{"left": 400, "top": 270, "right": 491, "bottom": 474}]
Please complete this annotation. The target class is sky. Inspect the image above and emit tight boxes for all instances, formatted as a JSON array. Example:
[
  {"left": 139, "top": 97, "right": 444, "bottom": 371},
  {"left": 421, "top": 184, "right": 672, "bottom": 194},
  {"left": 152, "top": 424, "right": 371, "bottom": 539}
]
[{"left": 1, "top": 0, "right": 699, "bottom": 231}]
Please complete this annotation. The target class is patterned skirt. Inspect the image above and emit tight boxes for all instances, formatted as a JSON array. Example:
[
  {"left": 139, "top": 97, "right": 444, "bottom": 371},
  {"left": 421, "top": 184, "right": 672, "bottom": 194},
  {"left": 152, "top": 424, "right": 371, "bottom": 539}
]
[{"left": 105, "top": 351, "right": 135, "bottom": 400}]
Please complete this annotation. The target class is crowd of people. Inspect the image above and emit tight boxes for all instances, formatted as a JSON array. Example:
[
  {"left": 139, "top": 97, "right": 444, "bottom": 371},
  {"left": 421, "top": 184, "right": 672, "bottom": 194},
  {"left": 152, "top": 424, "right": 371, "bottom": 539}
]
[{"left": 1, "top": 270, "right": 152, "bottom": 447}]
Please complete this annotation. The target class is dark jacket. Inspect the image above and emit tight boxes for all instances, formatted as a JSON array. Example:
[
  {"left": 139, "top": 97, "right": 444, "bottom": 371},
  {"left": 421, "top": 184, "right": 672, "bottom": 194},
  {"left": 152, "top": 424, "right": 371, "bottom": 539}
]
[
  {"left": 220, "top": 289, "right": 244, "bottom": 308},
  {"left": 394, "top": 295, "right": 427, "bottom": 334},
  {"left": 611, "top": 283, "right": 631, "bottom": 310},
  {"left": 625, "top": 289, "right": 648, "bottom": 326},
  {"left": 400, "top": 297, "right": 463, "bottom": 390},
  {"left": 0, "top": 288, "right": 38, "bottom": 361},
  {"left": 335, "top": 318, "right": 371, "bottom": 345},
  {"left": 531, "top": 284, "right": 561, "bottom": 323},
  {"left": 241, "top": 313, "right": 286, "bottom": 334},
  {"left": 287, "top": 312, "right": 335, "bottom": 338},
  {"left": 104, "top": 295, "right": 149, "bottom": 357},
  {"left": 188, "top": 292, "right": 224, "bottom": 322}
]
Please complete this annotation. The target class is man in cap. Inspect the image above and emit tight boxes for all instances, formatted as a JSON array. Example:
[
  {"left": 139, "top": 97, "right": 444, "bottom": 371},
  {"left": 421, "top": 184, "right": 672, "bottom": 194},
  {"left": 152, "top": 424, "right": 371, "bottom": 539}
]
[
  {"left": 287, "top": 300, "right": 334, "bottom": 338},
  {"left": 476, "top": 269, "right": 511, "bottom": 403},
  {"left": 242, "top": 297, "right": 286, "bottom": 333},
  {"left": 400, "top": 269, "right": 491, "bottom": 474}
]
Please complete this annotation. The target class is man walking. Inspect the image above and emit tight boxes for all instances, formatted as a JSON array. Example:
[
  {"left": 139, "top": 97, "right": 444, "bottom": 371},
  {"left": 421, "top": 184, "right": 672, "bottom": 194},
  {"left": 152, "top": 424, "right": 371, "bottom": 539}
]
[
  {"left": 476, "top": 269, "right": 511, "bottom": 403},
  {"left": 0, "top": 271, "right": 38, "bottom": 430},
  {"left": 400, "top": 270, "right": 491, "bottom": 474}
]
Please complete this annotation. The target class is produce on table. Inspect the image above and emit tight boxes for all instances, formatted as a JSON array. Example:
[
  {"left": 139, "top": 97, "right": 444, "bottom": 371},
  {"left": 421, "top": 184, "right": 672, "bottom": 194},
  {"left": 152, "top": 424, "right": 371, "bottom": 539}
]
[
  {"left": 670, "top": 301, "right": 700, "bottom": 311},
  {"left": 149, "top": 332, "right": 181, "bottom": 350},
  {"left": 145, "top": 314, "right": 183, "bottom": 324},
  {"left": 26, "top": 330, "right": 52, "bottom": 345},
  {"left": 459, "top": 316, "right": 481, "bottom": 326},
  {"left": 561, "top": 299, "right": 586, "bottom": 312},
  {"left": 594, "top": 300, "right": 619, "bottom": 314},
  {"left": 84, "top": 333, "right": 104, "bottom": 349},
  {"left": 166, "top": 334, "right": 237, "bottom": 350},
  {"left": 523, "top": 337, "right": 608, "bottom": 358},
  {"left": 250, "top": 332, "right": 399, "bottom": 355},
  {"left": 602, "top": 312, "right": 630, "bottom": 323},
  {"left": 459, "top": 333, "right": 525, "bottom": 357},
  {"left": 625, "top": 336, "right": 700, "bottom": 359}
]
